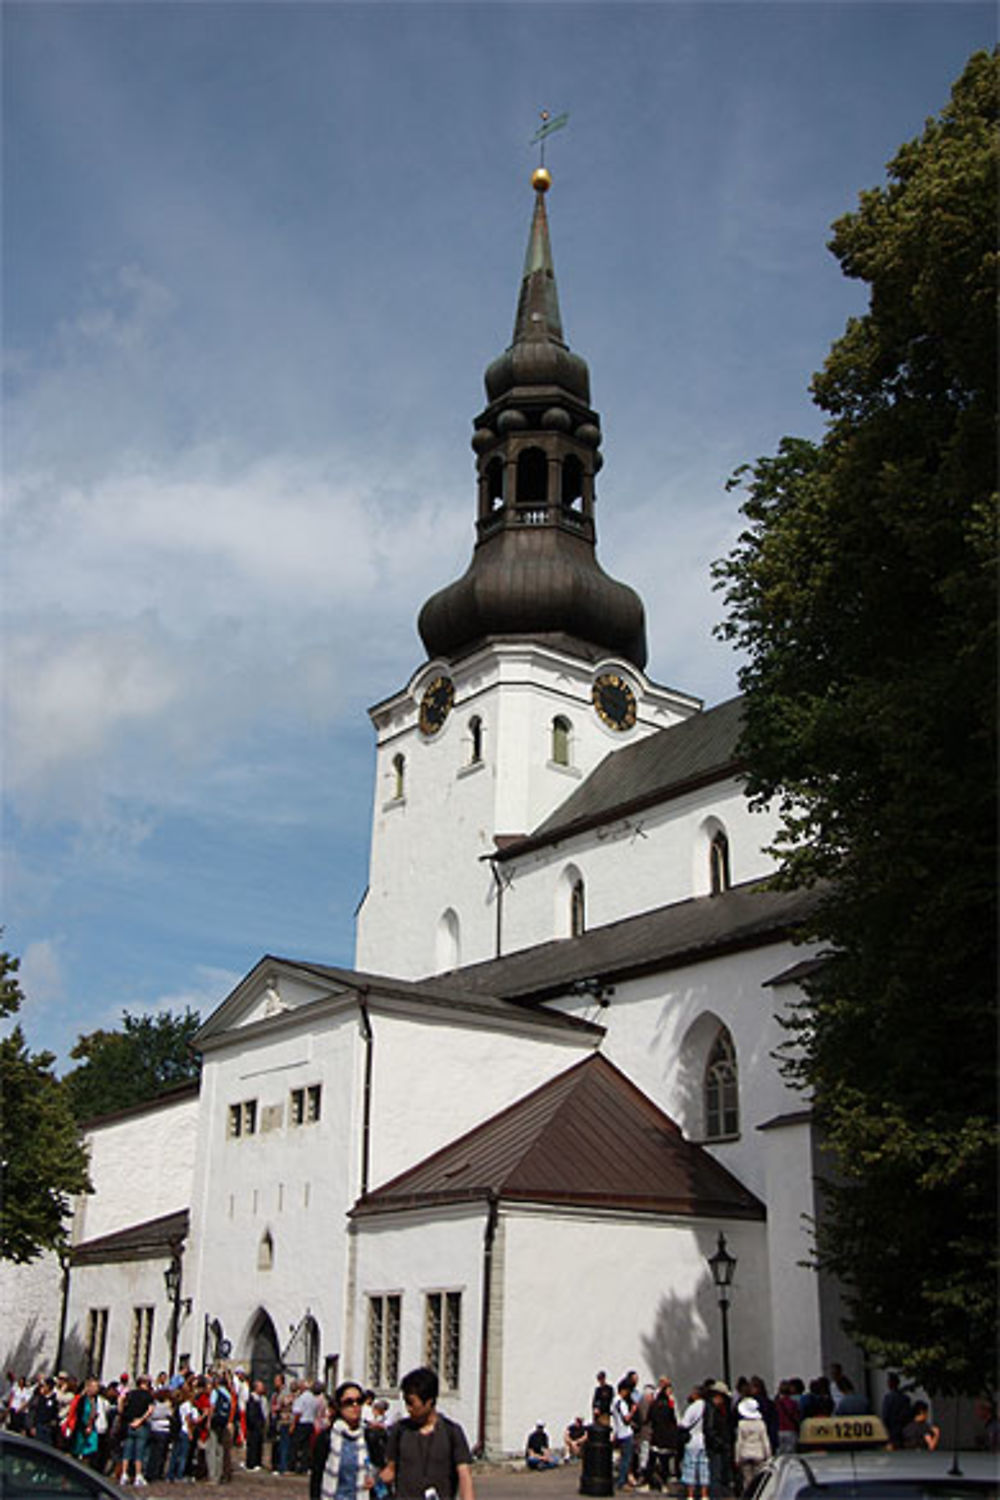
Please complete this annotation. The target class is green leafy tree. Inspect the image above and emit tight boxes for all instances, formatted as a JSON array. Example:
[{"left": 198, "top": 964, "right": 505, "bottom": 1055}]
[
  {"left": 0, "top": 951, "right": 92, "bottom": 1262},
  {"left": 62, "top": 1007, "right": 202, "bottom": 1123},
  {"left": 714, "top": 51, "right": 997, "bottom": 1395}
]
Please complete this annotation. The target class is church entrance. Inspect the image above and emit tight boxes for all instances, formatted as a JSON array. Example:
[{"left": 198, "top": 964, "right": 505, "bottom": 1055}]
[{"left": 247, "top": 1310, "right": 281, "bottom": 1389}]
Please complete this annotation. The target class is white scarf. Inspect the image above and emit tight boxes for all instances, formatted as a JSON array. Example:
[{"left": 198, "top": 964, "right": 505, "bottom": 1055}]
[{"left": 319, "top": 1419, "right": 369, "bottom": 1500}]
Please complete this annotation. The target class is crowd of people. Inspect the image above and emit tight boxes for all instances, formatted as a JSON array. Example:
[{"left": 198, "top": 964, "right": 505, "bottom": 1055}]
[
  {"left": 1, "top": 1362, "right": 474, "bottom": 1499},
  {"left": 521, "top": 1363, "right": 963, "bottom": 1494}
]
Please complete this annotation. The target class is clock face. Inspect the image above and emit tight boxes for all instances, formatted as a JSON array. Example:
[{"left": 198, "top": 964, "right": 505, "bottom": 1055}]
[
  {"left": 592, "top": 673, "right": 637, "bottom": 731},
  {"left": 419, "top": 676, "right": 455, "bottom": 735}
]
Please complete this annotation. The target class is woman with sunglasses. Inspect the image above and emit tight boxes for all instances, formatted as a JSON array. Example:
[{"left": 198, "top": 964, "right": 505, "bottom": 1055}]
[{"left": 312, "top": 1382, "right": 375, "bottom": 1498}]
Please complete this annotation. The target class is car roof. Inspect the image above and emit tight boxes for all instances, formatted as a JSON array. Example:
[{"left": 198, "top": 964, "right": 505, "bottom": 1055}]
[{"left": 770, "top": 1448, "right": 999, "bottom": 1495}]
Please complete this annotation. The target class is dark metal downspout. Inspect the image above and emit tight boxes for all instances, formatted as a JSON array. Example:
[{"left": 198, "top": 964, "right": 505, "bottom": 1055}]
[
  {"left": 54, "top": 1249, "right": 71, "bottom": 1371},
  {"left": 476, "top": 1194, "right": 499, "bottom": 1457},
  {"left": 357, "top": 990, "right": 373, "bottom": 1197},
  {"left": 489, "top": 858, "right": 504, "bottom": 959}
]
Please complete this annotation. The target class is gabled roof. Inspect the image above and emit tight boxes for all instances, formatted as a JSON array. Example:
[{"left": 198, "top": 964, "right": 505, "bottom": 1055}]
[
  {"left": 193, "top": 954, "right": 603, "bottom": 1049},
  {"left": 351, "top": 1053, "right": 763, "bottom": 1221},
  {"left": 498, "top": 695, "right": 744, "bottom": 859},
  {"left": 71, "top": 1209, "right": 189, "bottom": 1266},
  {"left": 435, "top": 879, "right": 819, "bottom": 1004}
]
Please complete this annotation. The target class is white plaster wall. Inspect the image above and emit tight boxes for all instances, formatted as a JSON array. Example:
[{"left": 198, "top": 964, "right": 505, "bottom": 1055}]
[
  {"left": 349, "top": 1209, "right": 486, "bottom": 1440},
  {"left": 186, "top": 1009, "right": 360, "bottom": 1377},
  {"left": 499, "top": 1209, "right": 772, "bottom": 1456},
  {"left": 759, "top": 1120, "right": 823, "bottom": 1381},
  {"left": 357, "top": 645, "right": 696, "bottom": 978},
  {"left": 64, "top": 1259, "right": 187, "bottom": 1382},
  {"left": 0, "top": 1253, "right": 63, "bottom": 1375},
  {"left": 500, "top": 779, "right": 781, "bottom": 955},
  {"left": 72, "top": 1094, "right": 200, "bottom": 1245},
  {"left": 365, "top": 1009, "right": 594, "bottom": 1188}
]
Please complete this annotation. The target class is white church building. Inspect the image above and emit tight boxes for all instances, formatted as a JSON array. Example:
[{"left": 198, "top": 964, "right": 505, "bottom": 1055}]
[{"left": 5, "top": 169, "right": 856, "bottom": 1457}]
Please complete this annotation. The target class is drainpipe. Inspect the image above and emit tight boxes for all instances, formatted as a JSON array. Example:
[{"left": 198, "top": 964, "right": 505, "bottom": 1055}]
[
  {"left": 489, "top": 858, "right": 504, "bottom": 959},
  {"left": 357, "top": 990, "right": 373, "bottom": 1198},
  {"left": 476, "top": 1194, "right": 499, "bottom": 1457},
  {"left": 54, "top": 1249, "right": 71, "bottom": 1371}
]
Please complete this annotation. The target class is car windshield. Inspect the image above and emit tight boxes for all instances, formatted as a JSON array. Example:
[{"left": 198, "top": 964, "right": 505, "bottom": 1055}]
[
  {"left": 0, "top": 1445, "right": 104, "bottom": 1497},
  {"left": 796, "top": 1484, "right": 998, "bottom": 1500}
]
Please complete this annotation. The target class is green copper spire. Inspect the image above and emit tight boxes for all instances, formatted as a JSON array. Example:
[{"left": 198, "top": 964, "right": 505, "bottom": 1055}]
[{"left": 512, "top": 177, "right": 566, "bottom": 347}]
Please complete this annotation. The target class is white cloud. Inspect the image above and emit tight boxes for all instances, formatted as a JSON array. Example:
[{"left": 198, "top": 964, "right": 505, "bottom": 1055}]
[{"left": 18, "top": 938, "right": 66, "bottom": 1010}]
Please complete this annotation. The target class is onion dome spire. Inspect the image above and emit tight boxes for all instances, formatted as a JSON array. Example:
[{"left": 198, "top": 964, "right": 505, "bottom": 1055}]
[{"left": 418, "top": 170, "right": 648, "bottom": 670}]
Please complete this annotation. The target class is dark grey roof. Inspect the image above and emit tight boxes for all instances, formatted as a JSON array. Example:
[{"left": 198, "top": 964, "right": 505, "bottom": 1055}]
[
  {"left": 352, "top": 1053, "right": 764, "bottom": 1222},
  {"left": 194, "top": 955, "right": 604, "bottom": 1048},
  {"left": 499, "top": 695, "right": 745, "bottom": 859},
  {"left": 436, "top": 880, "right": 820, "bottom": 1004},
  {"left": 71, "top": 1209, "right": 189, "bottom": 1266}
]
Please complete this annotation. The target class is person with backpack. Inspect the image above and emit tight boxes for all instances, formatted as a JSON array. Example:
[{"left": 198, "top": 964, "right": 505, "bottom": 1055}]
[
  {"left": 206, "top": 1370, "right": 235, "bottom": 1483},
  {"left": 380, "top": 1365, "right": 475, "bottom": 1500}
]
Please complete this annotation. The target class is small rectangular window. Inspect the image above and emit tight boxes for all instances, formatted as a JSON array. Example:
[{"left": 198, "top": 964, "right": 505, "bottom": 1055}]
[
  {"left": 424, "top": 1290, "right": 461, "bottom": 1391},
  {"left": 366, "top": 1293, "right": 401, "bottom": 1391},
  {"left": 290, "top": 1088, "right": 305, "bottom": 1126},
  {"left": 129, "top": 1306, "right": 154, "bottom": 1378},
  {"left": 85, "top": 1308, "right": 108, "bottom": 1379},
  {"left": 228, "top": 1104, "right": 242, "bottom": 1139},
  {"left": 243, "top": 1099, "right": 257, "bottom": 1135},
  {"left": 306, "top": 1084, "right": 322, "bottom": 1123}
]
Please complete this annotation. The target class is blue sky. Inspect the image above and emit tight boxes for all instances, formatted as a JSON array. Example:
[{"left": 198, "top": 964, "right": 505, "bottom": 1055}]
[{"left": 3, "top": 1, "right": 993, "bottom": 1064}]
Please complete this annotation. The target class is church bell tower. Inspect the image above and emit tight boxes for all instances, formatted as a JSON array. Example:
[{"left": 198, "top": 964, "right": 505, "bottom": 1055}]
[{"left": 355, "top": 169, "right": 698, "bottom": 979}]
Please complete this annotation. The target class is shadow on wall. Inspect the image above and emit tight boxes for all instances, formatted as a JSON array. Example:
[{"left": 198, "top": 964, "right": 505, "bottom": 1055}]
[
  {"left": 1, "top": 1315, "right": 84, "bottom": 1380},
  {"left": 639, "top": 1283, "right": 711, "bottom": 1397}
]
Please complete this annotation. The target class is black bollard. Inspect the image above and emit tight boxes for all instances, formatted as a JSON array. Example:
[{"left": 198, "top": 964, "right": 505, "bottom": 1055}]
[{"left": 579, "top": 1422, "right": 614, "bottom": 1496}]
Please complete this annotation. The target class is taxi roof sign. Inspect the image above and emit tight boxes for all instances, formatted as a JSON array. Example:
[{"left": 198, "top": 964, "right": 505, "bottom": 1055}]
[{"left": 799, "top": 1415, "right": 889, "bottom": 1450}]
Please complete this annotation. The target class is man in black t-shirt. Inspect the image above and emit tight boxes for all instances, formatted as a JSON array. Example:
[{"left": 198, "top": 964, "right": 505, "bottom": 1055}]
[
  {"left": 592, "top": 1371, "right": 614, "bottom": 1427},
  {"left": 381, "top": 1366, "right": 474, "bottom": 1500}
]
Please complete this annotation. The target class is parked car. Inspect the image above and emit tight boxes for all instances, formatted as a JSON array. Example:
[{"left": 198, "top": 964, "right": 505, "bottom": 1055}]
[
  {"left": 0, "top": 1431, "right": 129, "bottom": 1500},
  {"left": 744, "top": 1445, "right": 999, "bottom": 1500}
]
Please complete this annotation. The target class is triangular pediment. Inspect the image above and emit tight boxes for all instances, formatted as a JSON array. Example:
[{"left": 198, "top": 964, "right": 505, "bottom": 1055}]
[{"left": 194, "top": 956, "right": 359, "bottom": 1047}]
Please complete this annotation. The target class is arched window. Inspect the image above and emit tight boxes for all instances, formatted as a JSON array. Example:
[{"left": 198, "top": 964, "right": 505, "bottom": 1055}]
[
  {"left": 516, "top": 447, "right": 548, "bottom": 507},
  {"left": 258, "top": 1230, "right": 274, "bottom": 1272},
  {"left": 570, "top": 877, "right": 586, "bottom": 937},
  {"left": 468, "top": 716, "right": 483, "bottom": 765},
  {"left": 710, "top": 829, "right": 731, "bottom": 894},
  {"left": 704, "top": 1028, "right": 739, "bottom": 1140},
  {"left": 551, "top": 716, "right": 571, "bottom": 767},
  {"left": 392, "top": 753, "right": 406, "bottom": 801},
  {"left": 486, "top": 456, "right": 504, "bottom": 512},
  {"left": 436, "top": 908, "right": 460, "bottom": 971},
  {"left": 561, "top": 454, "right": 584, "bottom": 512}
]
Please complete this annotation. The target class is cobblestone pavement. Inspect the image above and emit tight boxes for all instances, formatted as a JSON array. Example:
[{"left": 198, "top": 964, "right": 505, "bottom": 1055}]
[{"left": 137, "top": 1460, "right": 586, "bottom": 1498}]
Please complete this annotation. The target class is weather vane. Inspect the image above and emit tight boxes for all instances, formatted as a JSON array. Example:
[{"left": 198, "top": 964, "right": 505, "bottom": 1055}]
[{"left": 530, "top": 109, "right": 569, "bottom": 170}]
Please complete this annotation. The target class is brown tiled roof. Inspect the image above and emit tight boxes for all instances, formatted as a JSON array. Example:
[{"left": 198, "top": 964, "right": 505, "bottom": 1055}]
[
  {"left": 351, "top": 1053, "right": 764, "bottom": 1221},
  {"left": 71, "top": 1209, "right": 189, "bottom": 1266},
  {"left": 436, "top": 880, "right": 820, "bottom": 1004},
  {"left": 497, "top": 696, "right": 745, "bottom": 859}
]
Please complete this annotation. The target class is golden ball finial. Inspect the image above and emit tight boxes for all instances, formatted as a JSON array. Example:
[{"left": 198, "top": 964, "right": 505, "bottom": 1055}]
[{"left": 532, "top": 166, "right": 552, "bottom": 193}]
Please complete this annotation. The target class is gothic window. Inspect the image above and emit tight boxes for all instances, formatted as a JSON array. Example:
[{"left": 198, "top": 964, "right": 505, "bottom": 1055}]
[
  {"left": 551, "top": 716, "right": 571, "bottom": 767},
  {"left": 704, "top": 1027, "right": 739, "bottom": 1140},
  {"left": 710, "top": 829, "right": 731, "bottom": 894},
  {"left": 468, "top": 716, "right": 483, "bottom": 764},
  {"left": 516, "top": 447, "right": 548, "bottom": 508},
  {"left": 392, "top": 753, "right": 406, "bottom": 801},
  {"left": 570, "top": 877, "right": 586, "bottom": 936},
  {"left": 258, "top": 1230, "right": 274, "bottom": 1271}
]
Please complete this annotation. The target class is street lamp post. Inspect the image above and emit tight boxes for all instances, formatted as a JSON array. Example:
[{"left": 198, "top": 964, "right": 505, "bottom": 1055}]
[
  {"left": 163, "top": 1253, "right": 190, "bottom": 1377},
  {"left": 707, "top": 1231, "right": 737, "bottom": 1390}
]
